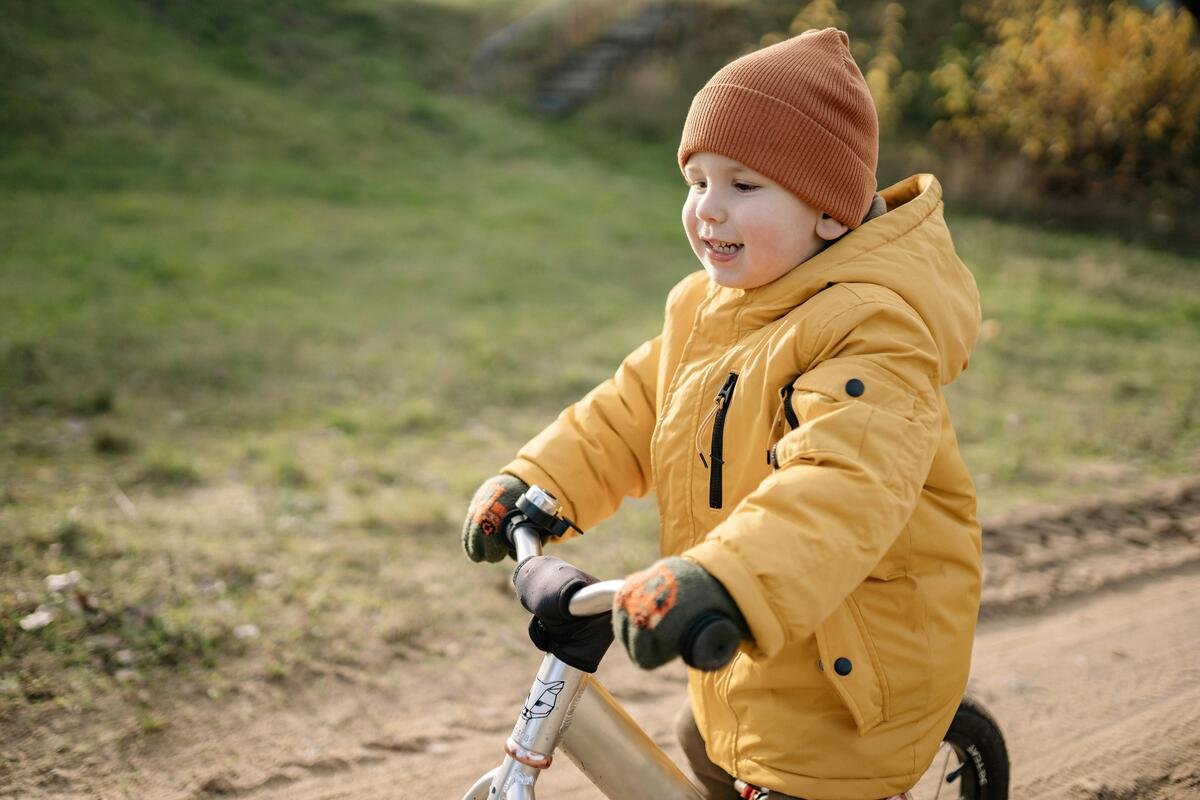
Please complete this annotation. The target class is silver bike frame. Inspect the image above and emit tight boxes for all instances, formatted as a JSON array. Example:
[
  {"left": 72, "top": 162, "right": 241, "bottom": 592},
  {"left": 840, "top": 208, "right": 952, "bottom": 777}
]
[{"left": 461, "top": 524, "right": 705, "bottom": 800}]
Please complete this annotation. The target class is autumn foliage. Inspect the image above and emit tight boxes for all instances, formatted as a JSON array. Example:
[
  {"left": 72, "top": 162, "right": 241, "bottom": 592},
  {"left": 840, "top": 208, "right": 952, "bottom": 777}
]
[{"left": 931, "top": 0, "right": 1200, "bottom": 199}]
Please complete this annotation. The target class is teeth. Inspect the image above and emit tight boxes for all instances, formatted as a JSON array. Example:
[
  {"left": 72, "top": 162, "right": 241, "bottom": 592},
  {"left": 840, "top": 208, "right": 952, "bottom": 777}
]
[{"left": 707, "top": 239, "right": 741, "bottom": 254}]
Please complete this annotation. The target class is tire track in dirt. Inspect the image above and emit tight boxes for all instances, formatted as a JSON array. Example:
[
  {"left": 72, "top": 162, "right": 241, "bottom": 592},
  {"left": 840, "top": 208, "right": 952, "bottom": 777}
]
[
  {"left": 967, "top": 570, "right": 1200, "bottom": 799},
  {"left": 979, "top": 477, "right": 1200, "bottom": 618}
]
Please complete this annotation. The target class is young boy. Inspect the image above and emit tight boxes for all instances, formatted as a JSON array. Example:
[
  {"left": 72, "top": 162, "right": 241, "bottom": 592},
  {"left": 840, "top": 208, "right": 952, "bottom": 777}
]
[{"left": 462, "top": 28, "right": 982, "bottom": 800}]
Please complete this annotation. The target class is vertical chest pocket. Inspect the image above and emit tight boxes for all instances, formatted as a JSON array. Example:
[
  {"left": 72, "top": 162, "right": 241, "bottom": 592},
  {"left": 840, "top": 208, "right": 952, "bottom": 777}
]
[
  {"left": 697, "top": 371, "right": 739, "bottom": 509},
  {"left": 766, "top": 377, "right": 802, "bottom": 470}
]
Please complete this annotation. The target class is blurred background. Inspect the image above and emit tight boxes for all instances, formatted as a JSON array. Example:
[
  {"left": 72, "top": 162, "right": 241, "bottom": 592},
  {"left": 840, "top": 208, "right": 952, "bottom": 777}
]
[{"left": 1, "top": 0, "right": 1198, "bottom": 795}]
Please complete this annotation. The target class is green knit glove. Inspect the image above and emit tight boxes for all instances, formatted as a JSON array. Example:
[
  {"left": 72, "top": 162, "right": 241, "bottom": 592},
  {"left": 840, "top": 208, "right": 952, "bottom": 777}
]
[
  {"left": 613, "top": 557, "right": 749, "bottom": 670},
  {"left": 461, "top": 474, "right": 529, "bottom": 563}
]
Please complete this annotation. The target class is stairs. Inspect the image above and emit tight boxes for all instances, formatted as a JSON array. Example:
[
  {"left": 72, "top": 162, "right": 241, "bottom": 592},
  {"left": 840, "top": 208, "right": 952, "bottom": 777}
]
[
  {"left": 472, "top": 1, "right": 693, "bottom": 116},
  {"left": 534, "top": 3, "right": 688, "bottom": 115}
]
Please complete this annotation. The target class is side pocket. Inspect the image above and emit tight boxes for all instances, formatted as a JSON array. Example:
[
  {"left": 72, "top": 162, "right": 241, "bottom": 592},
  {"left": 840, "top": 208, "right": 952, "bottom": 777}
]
[{"left": 814, "top": 596, "right": 890, "bottom": 735}]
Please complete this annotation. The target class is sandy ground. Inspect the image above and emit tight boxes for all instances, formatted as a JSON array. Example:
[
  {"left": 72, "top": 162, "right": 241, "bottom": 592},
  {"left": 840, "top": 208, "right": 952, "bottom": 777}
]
[{"left": 4, "top": 479, "right": 1200, "bottom": 800}]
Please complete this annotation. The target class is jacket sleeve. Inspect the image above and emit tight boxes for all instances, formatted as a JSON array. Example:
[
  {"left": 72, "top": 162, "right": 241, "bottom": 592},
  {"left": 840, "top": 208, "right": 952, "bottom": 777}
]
[
  {"left": 683, "top": 297, "right": 943, "bottom": 660},
  {"left": 501, "top": 334, "right": 661, "bottom": 534}
]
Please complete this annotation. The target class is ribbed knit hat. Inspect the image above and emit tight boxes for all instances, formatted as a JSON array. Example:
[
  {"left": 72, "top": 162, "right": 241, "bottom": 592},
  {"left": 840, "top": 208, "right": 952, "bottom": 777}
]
[{"left": 678, "top": 28, "right": 879, "bottom": 230}]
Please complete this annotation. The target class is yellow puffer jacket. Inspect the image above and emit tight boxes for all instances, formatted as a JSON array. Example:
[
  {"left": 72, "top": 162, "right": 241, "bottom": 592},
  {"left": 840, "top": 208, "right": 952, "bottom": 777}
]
[{"left": 504, "top": 174, "right": 982, "bottom": 800}]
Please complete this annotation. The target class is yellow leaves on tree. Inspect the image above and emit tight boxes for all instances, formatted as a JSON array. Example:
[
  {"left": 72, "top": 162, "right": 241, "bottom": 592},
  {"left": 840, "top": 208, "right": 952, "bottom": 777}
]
[{"left": 931, "top": 0, "right": 1200, "bottom": 196}]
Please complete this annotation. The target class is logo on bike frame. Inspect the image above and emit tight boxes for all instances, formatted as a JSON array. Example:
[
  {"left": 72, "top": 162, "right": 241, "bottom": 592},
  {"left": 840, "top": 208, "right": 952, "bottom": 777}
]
[{"left": 522, "top": 678, "right": 565, "bottom": 721}]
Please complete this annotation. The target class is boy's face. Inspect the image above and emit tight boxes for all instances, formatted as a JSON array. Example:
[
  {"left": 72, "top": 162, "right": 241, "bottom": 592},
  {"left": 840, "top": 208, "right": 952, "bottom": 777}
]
[{"left": 682, "top": 152, "right": 848, "bottom": 290}]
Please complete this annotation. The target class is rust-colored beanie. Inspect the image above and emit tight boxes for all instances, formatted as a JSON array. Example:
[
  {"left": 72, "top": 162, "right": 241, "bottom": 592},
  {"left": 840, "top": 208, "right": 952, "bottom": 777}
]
[{"left": 678, "top": 28, "right": 879, "bottom": 230}]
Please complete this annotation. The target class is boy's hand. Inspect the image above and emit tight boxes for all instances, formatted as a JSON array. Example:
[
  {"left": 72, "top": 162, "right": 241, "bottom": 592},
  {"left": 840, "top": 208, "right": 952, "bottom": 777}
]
[
  {"left": 461, "top": 474, "right": 529, "bottom": 562},
  {"left": 613, "top": 557, "right": 749, "bottom": 670}
]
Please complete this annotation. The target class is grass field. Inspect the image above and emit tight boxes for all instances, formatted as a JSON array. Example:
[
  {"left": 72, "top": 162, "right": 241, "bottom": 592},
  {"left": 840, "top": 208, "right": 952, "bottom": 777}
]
[{"left": 2, "top": 0, "right": 1198, "bottom": 726}]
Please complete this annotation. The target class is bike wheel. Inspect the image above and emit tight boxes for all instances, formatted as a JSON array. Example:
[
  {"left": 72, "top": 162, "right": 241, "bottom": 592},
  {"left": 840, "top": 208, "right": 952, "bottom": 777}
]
[{"left": 909, "top": 696, "right": 1009, "bottom": 800}]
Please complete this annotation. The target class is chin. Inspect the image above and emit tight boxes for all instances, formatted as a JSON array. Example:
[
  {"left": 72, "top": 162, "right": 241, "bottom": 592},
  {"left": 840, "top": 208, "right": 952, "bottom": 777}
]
[{"left": 703, "top": 266, "right": 742, "bottom": 288}]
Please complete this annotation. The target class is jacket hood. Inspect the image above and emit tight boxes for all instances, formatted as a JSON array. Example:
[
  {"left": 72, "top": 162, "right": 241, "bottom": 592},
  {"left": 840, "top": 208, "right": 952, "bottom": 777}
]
[{"left": 731, "top": 173, "right": 981, "bottom": 384}]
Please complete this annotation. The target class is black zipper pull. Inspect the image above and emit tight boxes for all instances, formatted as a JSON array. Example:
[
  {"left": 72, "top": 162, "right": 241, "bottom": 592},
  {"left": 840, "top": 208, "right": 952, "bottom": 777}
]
[{"left": 780, "top": 383, "right": 800, "bottom": 429}]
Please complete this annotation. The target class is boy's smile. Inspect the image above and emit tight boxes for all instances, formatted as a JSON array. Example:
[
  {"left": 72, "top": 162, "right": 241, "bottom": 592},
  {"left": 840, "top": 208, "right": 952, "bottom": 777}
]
[{"left": 682, "top": 152, "right": 848, "bottom": 290}]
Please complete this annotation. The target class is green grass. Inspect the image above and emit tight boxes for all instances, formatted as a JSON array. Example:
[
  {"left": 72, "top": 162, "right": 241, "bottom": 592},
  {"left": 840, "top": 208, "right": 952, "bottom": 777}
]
[{"left": 1, "top": 0, "right": 1198, "bottom": 719}]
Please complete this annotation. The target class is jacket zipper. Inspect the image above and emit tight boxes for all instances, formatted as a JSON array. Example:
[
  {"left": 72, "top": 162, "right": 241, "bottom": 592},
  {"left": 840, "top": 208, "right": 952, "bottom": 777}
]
[
  {"left": 768, "top": 382, "right": 801, "bottom": 469},
  {"left": 707, "top": 372, "right": 739, "bottom": 509}
]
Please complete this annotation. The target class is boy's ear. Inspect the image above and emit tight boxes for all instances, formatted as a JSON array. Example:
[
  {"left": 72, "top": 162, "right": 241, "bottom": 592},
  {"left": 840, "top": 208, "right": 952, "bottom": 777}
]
[{"left": 815, "top": 214, "right": 849, "bottom": 241}]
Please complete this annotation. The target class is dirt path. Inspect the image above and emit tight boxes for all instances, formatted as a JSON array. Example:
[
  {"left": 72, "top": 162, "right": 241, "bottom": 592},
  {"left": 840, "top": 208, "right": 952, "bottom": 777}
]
[{"left": 5, "top": 480, "right": 1200, "bottom": 800}]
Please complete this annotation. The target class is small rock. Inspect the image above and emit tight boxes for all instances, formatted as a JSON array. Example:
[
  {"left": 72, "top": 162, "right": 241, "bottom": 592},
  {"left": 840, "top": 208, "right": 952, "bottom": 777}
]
[
  {"left": 88, "top": 633, "right": 123, "bottom": 652},
  {"left": 20, "top": 605, "right": 56, "bottom": 631},
  {"left": 233, "top": 624, "right": 260, "bottom": 640},
  {"left": 196, "top": 578, "right": 226, "bottom": 597},
  {"left": 114, "top": 649, "right": 138, "bottom": 666},
  {"left": 254, "top": 572, "right": 279, "bottom": 589},
  {"left": 199, "top": 774, "right": 237, "bottom": 794},
  {"left": 45, "top": 571, "right": 82, "bottom": 593},
  {"left": 114, "top": 668, "right": 141, "bottom": 684},
  {"left": 1006, "top": 676, "right": 1032, "bottom": 694},
  {"left": 0, "top": 678, "right": 20, "bottom": 696},
  {"left": 38, "top": 766, "right": 73, "bottom": 788}
]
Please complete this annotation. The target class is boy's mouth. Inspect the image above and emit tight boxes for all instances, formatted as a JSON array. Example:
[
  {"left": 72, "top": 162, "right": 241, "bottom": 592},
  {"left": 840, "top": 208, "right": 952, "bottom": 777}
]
[{"left": 702, "top": 237, "right": 743, "bottom": 256}]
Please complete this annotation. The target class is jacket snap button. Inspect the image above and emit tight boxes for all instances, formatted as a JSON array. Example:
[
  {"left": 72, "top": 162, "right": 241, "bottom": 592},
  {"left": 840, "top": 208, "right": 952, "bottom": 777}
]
[
  {"left": 845, "top": 379, "right": 864, "bottom": 397},
  {"left": 834, "top": 657, "right": 853, "bottom": 676}
]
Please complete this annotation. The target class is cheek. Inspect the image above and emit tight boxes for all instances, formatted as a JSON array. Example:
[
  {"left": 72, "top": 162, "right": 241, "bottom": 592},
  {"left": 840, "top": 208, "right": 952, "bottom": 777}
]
[
  {"left": 681, "top": 200, "right": 701, "bottom": 243},
  {"left": 749, "top": 216, "right": 805, "bottom": 261}
]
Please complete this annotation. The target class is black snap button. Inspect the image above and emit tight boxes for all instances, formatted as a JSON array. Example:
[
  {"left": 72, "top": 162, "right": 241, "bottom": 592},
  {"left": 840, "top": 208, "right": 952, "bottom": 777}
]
[
  {"left": 845, "top": 379, "right": 864, "bottom": 397},
  {"left": 834, "top": 657, "right": 853, "bottom": 676}
]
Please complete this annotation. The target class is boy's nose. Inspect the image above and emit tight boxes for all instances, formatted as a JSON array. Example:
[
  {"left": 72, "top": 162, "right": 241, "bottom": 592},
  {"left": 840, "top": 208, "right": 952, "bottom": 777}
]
[{"left": 694, "top": 194, "right": 726, "bottom": 224}]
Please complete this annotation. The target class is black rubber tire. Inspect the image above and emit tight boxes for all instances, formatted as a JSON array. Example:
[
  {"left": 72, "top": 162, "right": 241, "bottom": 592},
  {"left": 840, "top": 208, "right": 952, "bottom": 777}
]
[{"left": 939, "top": 696, "right": 1010, "bottom": 799}]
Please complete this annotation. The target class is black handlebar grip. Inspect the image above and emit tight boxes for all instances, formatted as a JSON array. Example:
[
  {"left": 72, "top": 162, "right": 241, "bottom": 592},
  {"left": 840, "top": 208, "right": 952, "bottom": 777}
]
[{"left": 680, "top": 611, "right": 742, "bottom": 671}]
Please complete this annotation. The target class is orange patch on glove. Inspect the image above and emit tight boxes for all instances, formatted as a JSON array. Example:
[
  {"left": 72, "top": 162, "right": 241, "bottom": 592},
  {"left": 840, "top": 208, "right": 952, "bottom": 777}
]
[
  {"left": 472, "top": 485, "right": 507, "bottom": 536},
  {"left": 616, "top": 562, "right": 678, "bottom": 630}
]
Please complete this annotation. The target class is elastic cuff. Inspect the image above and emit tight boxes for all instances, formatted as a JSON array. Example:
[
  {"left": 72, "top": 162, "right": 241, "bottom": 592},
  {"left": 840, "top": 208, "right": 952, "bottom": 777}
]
[
  {"left": 500, "top": 458, "right": 580, "bottom": 531},
  {"left": 683, "top": 539, "right": 786, "bottom": 660}
]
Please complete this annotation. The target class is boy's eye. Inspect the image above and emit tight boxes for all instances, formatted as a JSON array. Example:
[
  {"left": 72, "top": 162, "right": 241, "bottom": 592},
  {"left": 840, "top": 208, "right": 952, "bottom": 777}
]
[
  {"left": 734, "top": 181, "right": 758, "bottom": 192},
  {"left": 689, "top": 180, "right": 707, "bottom": 189}
]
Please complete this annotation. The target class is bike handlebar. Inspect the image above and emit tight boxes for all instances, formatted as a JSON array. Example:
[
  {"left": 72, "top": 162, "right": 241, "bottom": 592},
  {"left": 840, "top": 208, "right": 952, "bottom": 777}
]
[
  {"left": 507, "top": 512, "right": 740, "bottom": 672},
  {"left": 511, "top": 521, "right": 544, "bottom": 563}
]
